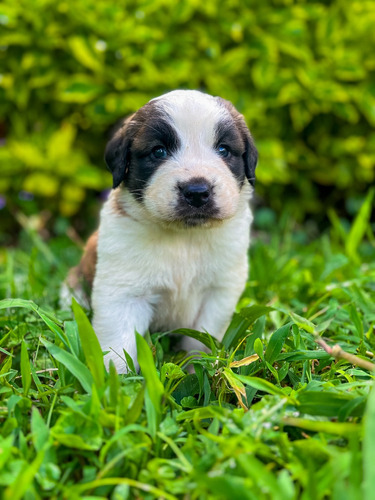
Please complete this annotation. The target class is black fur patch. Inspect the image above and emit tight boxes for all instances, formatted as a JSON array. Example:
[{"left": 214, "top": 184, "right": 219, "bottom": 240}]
[
  {"left": 215, "top": 118, "right": 248, "bottom": 186},
  {"left": 128, "top": 106, "right": 181, "bottom": 200},
  {"left": 216, "top": 97, "right": 258, "bottom": 186},
  {"left": 104, "top": 101, "right": 181, "bottom": 197},
  {"left": 104, "top": 116, "right": 134, "bottom": 189}
]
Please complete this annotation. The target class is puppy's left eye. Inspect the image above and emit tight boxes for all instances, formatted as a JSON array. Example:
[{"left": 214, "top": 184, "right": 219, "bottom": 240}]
[
  {"left": 217, "top": 145, "right": 230, "bottom": 158},
  {"left": 151, "top": 146, "right": 168, "bottom": 159}
]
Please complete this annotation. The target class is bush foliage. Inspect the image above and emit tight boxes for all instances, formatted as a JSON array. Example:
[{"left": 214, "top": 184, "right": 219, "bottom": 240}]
[{"left": 1, "top": 0, "right": 375, "bottom": 237}]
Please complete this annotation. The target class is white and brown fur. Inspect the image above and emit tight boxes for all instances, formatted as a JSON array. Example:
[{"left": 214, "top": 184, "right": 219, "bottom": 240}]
[{"left": 61, "top": 90, "right": 258, "bottom": 373}]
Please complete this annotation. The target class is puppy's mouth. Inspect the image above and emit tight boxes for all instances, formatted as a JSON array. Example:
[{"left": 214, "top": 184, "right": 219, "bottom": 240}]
[
  {"left": 180, "top": 214, "right": 213, "bottom": 227},
  {"left": 174, "top": 205, "right": 221, "bottom": 227}
]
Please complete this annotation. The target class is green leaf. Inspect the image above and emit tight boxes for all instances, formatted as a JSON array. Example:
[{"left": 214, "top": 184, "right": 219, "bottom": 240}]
[
  {"left": 123, "top": 348, "right": 136, "bottom": 373},
  {"left": 52, "top": 419, "right": 102, "bottom": 450},
  {"left": 349, "top": 304, "right": 364, "bottom": 340},
  {"left": 297, "top": 391, "right": 365, "bottom": 417},
  {"left": 283, "top": 417, "right": 360, "bottom": 436},
  {"left": 277, "top": 350, "right": 331, "bottom": 361},
  {"left": 57, "top": 77, "right": 105, "bottom": 103},
  {"left": 0, "top": 299, "right": 68, "bottom": 348},
  {"left": 363, "top": 379, "right": 375, "bottom": 500},
  {"left": 136, "top": 333, "right": 164, "bottom": 415},
  {"left": 69, "top": 36, "right": 102, "bottom": 72},
  {"left": 238, "top": 454, "right": 287, "bottom": 500},
  {"left": 4, "top": 450, "right": 45, "bottom": 500},
  {"left": 346, "top": 188, "right": 374, "bottom": 263},
  {"left": 244, "top": 316, "right": 266, "bottom": 356},
  {"left": 176, "top": 406, "right": 226, "bottom": 422},
  {"left": 144, "top": 389, "right": 159, "bottom": 438},
  {"left": 253, "top": 338, "right": 264, "bottom": 360},
  {"left": 72, "top": 298, "right": 105, "bottom": 389},
  {"left": 180, "top": 396, "right": 199, "bottom": 409},
  {"left": 41, "top": 338, "right": 94, "bottom": 394},
  {"left": 171, "top": 328, "right": 219, "bottom": 349},
  {"left": 40, "top": 313, "right": 69, "bottom": 349},
  {"left": 31, "top": 407, "right": 49, "bottom": 452},
  {"left": 0, "top": 298, "right": 61, "bottom": 323},
  {"left": 204, "top": 475, "right": 254, "bottom": 500},
  {"left": 0, "top": 435, "right": 14, "bottom": 470},
  {"left": 108, "top": 360, "right": 119, "bottom": 408},
  {"left": 234, "top": 374, "right": 291, "bottom": 400},
  {"left": 222, "top": 305, "right": 273, "bottom": 349},
  {"left": 20, "top": 341, "right": 31, "bottom": 397},
  {"left": 161, "top": 363, "right": 185, "bottom": 383},
  {"left": 265, "top": 323, "right": 292, "bottom": 365},
  {"left": 64, "top": 320, "right": 82, "bottom": 359},
  {"left": 126, "top": 384, "right": 145, "bottom": 425},
  {"left": 290, "top": 312, "right": 315, "bottom": 334}
]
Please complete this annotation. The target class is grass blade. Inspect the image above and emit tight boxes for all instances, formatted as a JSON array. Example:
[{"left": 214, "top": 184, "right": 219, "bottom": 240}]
[
  {"left": 363, "top": 379, "right": 375, "bottom": 500},
  {"left": 283, "top": 417, "right": 360, "bottom": 436},
  {"left": 31, "top": 407, "right": 49, "bottom": 451},
  {"left": 222, "top": 305, "right": 273, "bottom": 349},
  {"left": 235, "top": 374, "right": 292, "bottom": 400},
  {"left": 20, "top": 341, "right": 31, "bottom": 397},
  {"left": 0, "top": 298, "right": 69, "bottom": 348},
  {"left": 346, "top": 188, "right": 374, "bottom": 263},
  {"left": 72, "top": 298, "right": 105, "bottom": 389},
  {"left": 290, "top": 312, "right": 315, "bottom": 334},
  {"left": 171, "top": 328, "right": 219, "bottom": 349},
  {"left": 4, "top": 450, "right": 45, "bottom": 500},
  {"left": 41, "top": 338, "right": 94, "bottom": 393},
  {"left": 136, "top": 333, "right": 164, "bottom": 415},
  {"left": 297, "top": 391, "right": 365, "bottom": 417},
  {"left": 265, "top": 323, "right": 292, "bottom": 365}
]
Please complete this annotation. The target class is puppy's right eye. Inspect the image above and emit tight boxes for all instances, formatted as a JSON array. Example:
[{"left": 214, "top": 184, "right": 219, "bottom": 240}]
[
  {"left": 151, "top": 146, "right": 167, "bottom": 159},
  {"left": 217, "top": 144, "right": 230, "bottom": 158}
]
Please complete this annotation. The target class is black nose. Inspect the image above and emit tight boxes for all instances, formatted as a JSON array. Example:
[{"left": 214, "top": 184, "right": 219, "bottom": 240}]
[{"left": 179, "top": 181, "right": 211, "bottom": 208}]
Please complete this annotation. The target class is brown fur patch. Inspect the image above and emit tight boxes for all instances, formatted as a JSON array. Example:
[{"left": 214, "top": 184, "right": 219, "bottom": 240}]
[
  {"left": 111, "top": 189, "right": 129, "bottom": 217},
  {"left": 66, "top": 231, "right": 98, "bottom": 298}
]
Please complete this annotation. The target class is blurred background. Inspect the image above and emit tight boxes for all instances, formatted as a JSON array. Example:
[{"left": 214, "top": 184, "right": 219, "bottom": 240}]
[{"left": 1, "top": 0, "right": 374, "bottom": 246}]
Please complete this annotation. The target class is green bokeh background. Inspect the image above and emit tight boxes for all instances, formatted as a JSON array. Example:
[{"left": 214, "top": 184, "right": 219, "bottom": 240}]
[{"left": 1, "top": 0, "right": 374, "bottom": 243}]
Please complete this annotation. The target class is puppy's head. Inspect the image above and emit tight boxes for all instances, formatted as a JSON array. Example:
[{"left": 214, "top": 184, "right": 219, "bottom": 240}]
[{"left": 105, "top": 90, "right": 257, "bottom": 227}]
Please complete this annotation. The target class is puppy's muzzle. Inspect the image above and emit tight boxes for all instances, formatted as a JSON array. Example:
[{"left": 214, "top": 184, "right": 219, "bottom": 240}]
[
  {"left": 178, "top": 180, "right": 212, "bottom": 208},
  {"left": 175, "top": 177, "right": 219, "bottom": 225}
]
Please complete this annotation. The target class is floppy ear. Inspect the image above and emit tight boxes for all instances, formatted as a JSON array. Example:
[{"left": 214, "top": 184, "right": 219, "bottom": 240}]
[
  {"left": 104, "top": 115, "right": 135, "bottom": 189},
  {"left": 216, "top": 97, "right": 258, "bottom": 187},
  {"left": 232, "top": 112, "right": 258, "bottom": 187},
  {"left": 242, "top": 131, "right": 258, "bottom": 187}
]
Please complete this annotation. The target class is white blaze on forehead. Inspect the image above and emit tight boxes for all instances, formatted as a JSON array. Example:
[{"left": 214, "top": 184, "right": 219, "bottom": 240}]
[{"left": 151, "top": 90, "right": 229, "bottom": 148}]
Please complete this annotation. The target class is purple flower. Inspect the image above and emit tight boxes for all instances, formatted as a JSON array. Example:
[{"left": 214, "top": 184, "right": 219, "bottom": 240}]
[{"left": 18, "top": 191, "right": 34, "bottom": 201}]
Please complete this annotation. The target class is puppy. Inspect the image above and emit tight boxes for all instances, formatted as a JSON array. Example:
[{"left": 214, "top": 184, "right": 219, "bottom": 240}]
[{"left": 61, "top": 90, "right": 257, "bottom": 373}]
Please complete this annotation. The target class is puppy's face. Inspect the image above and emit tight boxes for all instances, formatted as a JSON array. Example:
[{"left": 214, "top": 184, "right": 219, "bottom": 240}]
[{"left": 105, "top": 90, "right": 257, "bottom": 227}]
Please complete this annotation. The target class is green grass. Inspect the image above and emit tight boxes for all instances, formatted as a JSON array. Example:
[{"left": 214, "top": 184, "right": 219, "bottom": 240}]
[{"left": 0, "top": 194, "right": 375, "bottom": 500}]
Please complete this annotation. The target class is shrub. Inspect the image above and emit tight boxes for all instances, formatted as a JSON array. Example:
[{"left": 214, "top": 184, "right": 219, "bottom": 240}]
[{"left": 1, "top": 0, "right": 374, "bottom": 236}]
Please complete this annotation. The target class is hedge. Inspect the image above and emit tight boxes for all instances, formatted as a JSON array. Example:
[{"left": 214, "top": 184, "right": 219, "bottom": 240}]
[{"left": 0, "top": 0, "right": 374, "bottom": 237}]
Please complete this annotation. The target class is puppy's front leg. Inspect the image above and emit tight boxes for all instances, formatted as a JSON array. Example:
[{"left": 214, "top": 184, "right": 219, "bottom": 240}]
[
  {"left": 92, "top": 295, "right": 154, "bottom": 373},
  {"left": 182, "top": 284, "right": 246, "bottom": 352}
]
